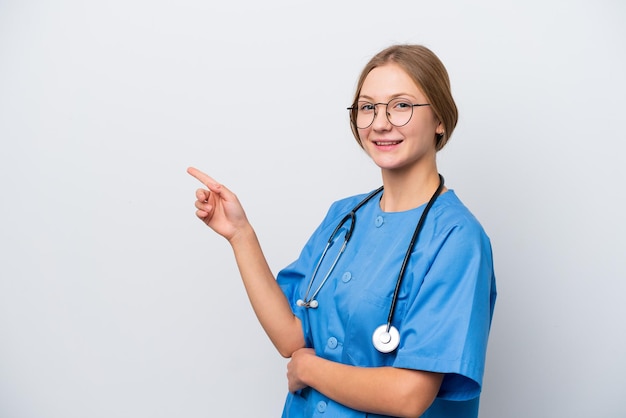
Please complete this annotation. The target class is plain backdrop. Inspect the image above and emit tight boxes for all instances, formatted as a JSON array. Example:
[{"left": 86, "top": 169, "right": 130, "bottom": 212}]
[{"left": 1, "top": 1, "right": 625, "bottom": 417}]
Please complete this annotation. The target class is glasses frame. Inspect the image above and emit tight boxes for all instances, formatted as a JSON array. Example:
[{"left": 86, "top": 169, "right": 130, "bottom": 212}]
[{"left": 347, "top": 99, "right": 431, "bottom": 129}]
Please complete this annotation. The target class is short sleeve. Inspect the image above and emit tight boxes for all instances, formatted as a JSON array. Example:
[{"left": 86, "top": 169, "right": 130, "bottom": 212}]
[{"left": 393, "top": 218, "right": 497, "bottom": 401}]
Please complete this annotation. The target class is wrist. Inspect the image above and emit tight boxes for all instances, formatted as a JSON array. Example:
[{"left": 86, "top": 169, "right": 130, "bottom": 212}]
[
  {"left": 228, "top": 223, "right": 256, "bottom": 247},
  {"left": 300, "top": 352, "right": 321, "bottom": 388}
]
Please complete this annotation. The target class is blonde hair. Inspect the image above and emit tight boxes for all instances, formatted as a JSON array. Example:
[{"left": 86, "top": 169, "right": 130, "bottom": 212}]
[{"left": 349, "top": 44, "right": 458, "bottom": 151}]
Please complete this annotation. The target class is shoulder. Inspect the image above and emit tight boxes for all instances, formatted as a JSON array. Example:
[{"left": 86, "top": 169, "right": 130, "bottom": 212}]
[{"left": 431, "top": 190, "right": 489, "bottom": 240}]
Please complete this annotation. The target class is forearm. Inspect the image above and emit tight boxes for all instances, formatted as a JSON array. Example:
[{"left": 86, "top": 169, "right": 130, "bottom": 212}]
[
  {"left": 229, "top": 225, "right": 305, "bottom": 357},
  {"left": 300, "top": 356, "right": 442, "bottom": 417}
]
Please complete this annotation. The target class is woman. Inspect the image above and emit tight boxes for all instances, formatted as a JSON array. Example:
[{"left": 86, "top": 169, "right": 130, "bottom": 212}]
[{"left": 188, "top": 44, "right": 496, "bottom": 418}]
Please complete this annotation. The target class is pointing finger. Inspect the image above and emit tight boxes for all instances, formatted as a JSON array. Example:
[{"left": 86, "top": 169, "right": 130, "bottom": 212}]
[
  {"left": 187, "top": 166, "right": 219, "bottom": 189},
  {"left": 187, "top": 167, "right": 238, "bottom": 202}
]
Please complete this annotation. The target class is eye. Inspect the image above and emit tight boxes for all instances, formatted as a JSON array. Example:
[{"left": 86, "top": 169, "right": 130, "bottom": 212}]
[
  {"left": 358, "top": 102, "right": 375, "bottom": 112},
  {"left": 391, "top": 99, "right": 413, "bottom": 111}
]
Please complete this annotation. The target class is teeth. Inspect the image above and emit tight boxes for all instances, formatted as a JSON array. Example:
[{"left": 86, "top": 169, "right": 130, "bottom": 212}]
[{"left": 375, "top": 141, "right": 401, "bottom": 146}]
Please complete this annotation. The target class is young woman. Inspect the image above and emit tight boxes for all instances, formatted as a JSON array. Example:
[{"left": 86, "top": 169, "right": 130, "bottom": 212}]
[{"left": 188, "top": 44, "right": 497, "bottom": 418}]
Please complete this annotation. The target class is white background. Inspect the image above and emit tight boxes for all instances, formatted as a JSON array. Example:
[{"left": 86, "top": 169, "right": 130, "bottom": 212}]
[{"left": 1, "top": 1, "right": 625, "bottom": 417}]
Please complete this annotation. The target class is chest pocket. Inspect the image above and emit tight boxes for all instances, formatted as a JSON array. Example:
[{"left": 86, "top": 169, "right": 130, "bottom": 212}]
[{"left": 342, "top": 290, "right": 408, "bottom": 367}]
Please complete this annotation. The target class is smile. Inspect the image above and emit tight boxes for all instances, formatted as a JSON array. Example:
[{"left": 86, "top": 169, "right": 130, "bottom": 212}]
[{"left": 373, "top": 140, "right": 402, "bottom": 146}]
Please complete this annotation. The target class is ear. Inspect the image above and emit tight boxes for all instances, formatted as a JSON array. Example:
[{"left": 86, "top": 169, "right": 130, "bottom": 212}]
[{"left": 435, "top": 121, "right": 445, "bottom": 136}]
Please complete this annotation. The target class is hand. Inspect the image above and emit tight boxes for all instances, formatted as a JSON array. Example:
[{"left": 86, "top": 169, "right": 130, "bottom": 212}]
[
  {"left": 286, "top": 348, "right": 317, "bottom": 393},
  {"left": 187, "top": 167, "right": 250, "bottom": 241}
]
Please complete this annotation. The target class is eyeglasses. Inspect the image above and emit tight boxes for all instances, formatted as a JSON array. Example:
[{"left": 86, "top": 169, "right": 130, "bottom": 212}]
[{"left": 347, "top": 98, "right": 431, "bottom": 129}]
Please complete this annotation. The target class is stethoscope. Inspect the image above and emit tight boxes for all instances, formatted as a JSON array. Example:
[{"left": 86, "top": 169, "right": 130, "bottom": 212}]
[{"left": 297, "top": 175, "right": 445, "bottom": 353}]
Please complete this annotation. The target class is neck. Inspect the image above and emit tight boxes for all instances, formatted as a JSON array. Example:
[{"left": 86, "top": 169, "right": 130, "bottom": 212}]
[{"left": 379, "top": 168, "right": 445, "bottom": 212}]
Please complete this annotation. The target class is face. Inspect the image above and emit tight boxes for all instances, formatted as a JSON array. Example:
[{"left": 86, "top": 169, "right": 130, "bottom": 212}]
[{"left": 357, "top": 63, "right": 443, "bottom": 173}]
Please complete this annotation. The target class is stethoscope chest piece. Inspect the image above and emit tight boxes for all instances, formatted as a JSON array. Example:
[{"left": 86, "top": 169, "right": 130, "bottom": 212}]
[{"left": 372, "top": 324, "right": 400, "bottom": 353}]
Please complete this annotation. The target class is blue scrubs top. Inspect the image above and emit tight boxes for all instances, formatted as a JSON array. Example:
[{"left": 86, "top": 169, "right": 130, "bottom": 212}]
[{"left": 277, "top": 190, "right": 497, "bottom": 418}]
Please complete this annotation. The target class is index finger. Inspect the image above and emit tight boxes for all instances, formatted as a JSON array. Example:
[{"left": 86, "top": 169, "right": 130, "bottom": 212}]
[{"left": 187, "top": 166, "right": 219, "bottom": 188}]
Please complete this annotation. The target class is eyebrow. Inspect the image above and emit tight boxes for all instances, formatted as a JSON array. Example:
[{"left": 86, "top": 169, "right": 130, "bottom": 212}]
[{"left": 358, "top": 93, "right": 416, "bottom": 101}]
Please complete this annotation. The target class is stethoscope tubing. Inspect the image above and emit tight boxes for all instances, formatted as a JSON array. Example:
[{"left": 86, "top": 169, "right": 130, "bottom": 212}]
[
  {"left": 384, "top": 174, "right": 445, "bottom": 332},
  {"left": 297, "top": 187, "right": 382, "bottom": 308},
  {"left": 298, "top": 176, "right": 444, "bottom": 353}
]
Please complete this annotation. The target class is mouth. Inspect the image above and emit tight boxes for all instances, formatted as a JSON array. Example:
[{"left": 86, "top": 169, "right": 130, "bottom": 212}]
[{"left": 373, "top": 140, "right": 403, "bottom": 146}]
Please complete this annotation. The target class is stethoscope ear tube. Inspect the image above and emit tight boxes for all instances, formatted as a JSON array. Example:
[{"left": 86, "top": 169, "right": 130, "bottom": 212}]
[
  {"left": 296, "top": 187, "right": 383, "bottom": 309},
  {"left": 331, "top": 212, "right": 355, "bottom": 243},
  {"left": 297, "top": 213, "right": 355, "bottom": 309}
]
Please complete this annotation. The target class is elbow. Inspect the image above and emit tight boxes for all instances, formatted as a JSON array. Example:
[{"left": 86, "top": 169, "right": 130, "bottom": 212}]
[
  {"left": 277, "top": 346, "right": 294, "bottom": 359},
  {"left": 275, "top": 338, "right": 306, "bottom": 359},
  {"left": 271, "top": 318, "right": 306, "bottom": 358}
]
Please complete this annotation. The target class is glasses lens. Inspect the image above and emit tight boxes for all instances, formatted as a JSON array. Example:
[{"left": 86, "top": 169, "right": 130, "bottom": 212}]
[
  {"left": 387, "top": 98, "right": 413, "bottom": 127},
  {"left": 355, "top": 101, "right": 375, "bottom": 129}
]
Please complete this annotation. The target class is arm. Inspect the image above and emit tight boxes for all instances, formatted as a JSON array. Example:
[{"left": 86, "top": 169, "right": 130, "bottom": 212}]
[
  {"left": 287, "top": 348, "right": 442, "bottom": 418},
  {"left": 188, "top": 167, "right": 305, "bottom": 357}
]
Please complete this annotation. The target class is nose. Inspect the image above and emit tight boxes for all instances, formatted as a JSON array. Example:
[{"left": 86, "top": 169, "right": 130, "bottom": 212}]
[{"left": 371, "top": 104, "right": 391, "bottom": 130}]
